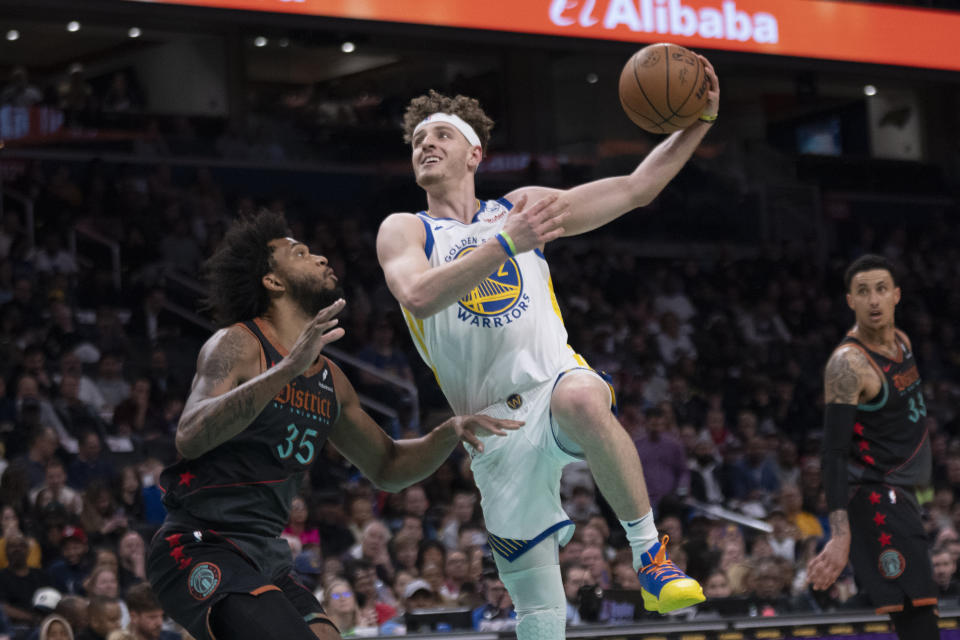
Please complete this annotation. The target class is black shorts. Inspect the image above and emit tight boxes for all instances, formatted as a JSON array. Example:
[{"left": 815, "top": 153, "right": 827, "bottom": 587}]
[
  {"left": 147, "top": 524, "right": 327, "bottom": 640},
  {"left": 847, "top": 484, "right": 937, "bottom": 614}
]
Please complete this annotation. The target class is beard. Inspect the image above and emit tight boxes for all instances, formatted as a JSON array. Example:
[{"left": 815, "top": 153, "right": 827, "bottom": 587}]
[{"left": 286, "top": 272, "right": 344, "bottom": 317}]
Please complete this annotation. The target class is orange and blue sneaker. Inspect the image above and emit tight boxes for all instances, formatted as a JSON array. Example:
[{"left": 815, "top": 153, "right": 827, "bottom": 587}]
[{"left": 636, "top": 535, "right": 705, "bottom": 613}]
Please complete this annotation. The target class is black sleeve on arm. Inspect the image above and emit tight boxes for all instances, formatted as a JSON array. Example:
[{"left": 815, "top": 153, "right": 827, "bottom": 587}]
[{"left": 821, "top": 403, "right": 858, "bottom": 512}]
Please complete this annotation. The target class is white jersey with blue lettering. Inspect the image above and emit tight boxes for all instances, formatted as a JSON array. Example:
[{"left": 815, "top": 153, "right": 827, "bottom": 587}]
[{"left": 401, "top": 197, "right": 583, "bottom": 415}]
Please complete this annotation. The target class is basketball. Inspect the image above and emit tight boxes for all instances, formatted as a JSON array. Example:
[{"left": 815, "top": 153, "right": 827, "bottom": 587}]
[{"left": 619, "top": 43, "right": 710, "bottom": 134}]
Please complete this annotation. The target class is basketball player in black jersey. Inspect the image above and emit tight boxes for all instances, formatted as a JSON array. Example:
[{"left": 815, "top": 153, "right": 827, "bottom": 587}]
[
  {"left": 808, "top": 254, "right": 938, "bottom": 639},
  {"left": 146, "top": 210, "right": 519, "bottom": 640}
]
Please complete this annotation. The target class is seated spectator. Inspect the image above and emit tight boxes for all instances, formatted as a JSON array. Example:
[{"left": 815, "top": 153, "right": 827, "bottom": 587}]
[
  {"left": 744, "top": 557, "right": 807, "bottom": 615},
  {"left": 0, "top": 66, "right": 43, "bottom": 107},
  {"left": 580, "top": 544, "right": 611, "bottom": 589},
  {"left": 76, "top": 597, "right": 121, "bottom": 640},
  {"left": 31, "top": 460, "right": 83, "bottom": 516},
  {"left": 322, "top": 579, "right": 377, "bottom": 637},
  {"left": 688, "top": 433, "right": 724, "bottom": 504},
  {"left": 441, "top": 549, "right": 470, "bottom": 602},
  {"left": 734, "top": 436, "right": 780, "bottom": 503},
  {"left": 124, "top": 583, "right": 179, "bottom": 640},
  {"left": 561, "top": 561, "right": 591, "bottom": 625},
  {"left": 38, "top": 613, "right": 74, "bottom": 640},
  {"left": 779, "top": 483, "right": 823, "bottom": 539},
  {"left": 0, "top": 504, "right": 43, "bottom": 569},
  {"left": 68, "top": 432, "right": 115, "bottom": 492},
  {"left": 932, "top": 546, "right": 960, "bottom": 598},
  {"left": 389, "top": 533, "right": 419, "bottom": 576},
  {"left": 766, "top": 509, "right": 799, "bottom": 562},
  {"left": 116, "top": 531, "right": 147, "bottom": 592},
  {"left": 348, "top": 520, "right": 394, "bottom": 584},
  {"left": 347, "top": 559, "right": 397, "bottom": 624},
  {"left": 471, "top": 572, "right": 516, "bottom": 632},
  {"left": 93, "top": 354, "right": 130, "bottom": 419},
  {"left": 438, "top": 490, "right": 476, "bottom": 550},
  {"left": 114, "top": 467, "right": 145, "bottom": 530},
  {"left": 291, "top": 549, "right": 323, "bottom": 593},
  {"left": 634, "top": 406, "right": 689, "bottom": 513},
  {"left": 48, "top": 527, "right": 92, "bottom": 595},
  {"left": 0, "top": 534, "right": 54, "bottom": 625},
  {"left": 79, "top": 481, "right": 126, "bottom": 548},
  {"left": 283, "top": 495, "right": 320, "bottom": 549},
  {"left": 53, "top": 596, "right": 88, "bottom": 638}
]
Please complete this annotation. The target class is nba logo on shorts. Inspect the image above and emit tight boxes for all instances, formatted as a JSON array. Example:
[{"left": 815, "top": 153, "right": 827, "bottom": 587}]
[
  {"left": 188, "top": 562, "right": 222, "bottom": 600},
  {"left": 506, "top": 393, "right": 523, "bottom": 410},
  {"left": 878, "top": 549, "right": 905, "bottom": 579}
]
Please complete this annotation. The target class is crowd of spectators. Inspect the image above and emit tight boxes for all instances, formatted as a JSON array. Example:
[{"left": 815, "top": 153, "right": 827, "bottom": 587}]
[{"left": 0, "top": 141, "right": 958, "bottom": 639}]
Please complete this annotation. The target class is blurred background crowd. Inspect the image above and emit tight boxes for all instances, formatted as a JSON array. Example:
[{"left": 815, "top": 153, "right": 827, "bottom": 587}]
[{"left": 0, "top": 0, "right": 958, "bottom": 637}]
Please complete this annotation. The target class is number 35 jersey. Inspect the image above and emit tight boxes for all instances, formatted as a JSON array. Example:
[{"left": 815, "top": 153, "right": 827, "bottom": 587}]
[
  {"left": 401, "top": 198, "right": 583, "bottom": 415},
  {"left": 840, "top": 329, "right": 931, "bottom": 488},
  {"left": 160, "top": 318, "right": 339, "bottom": 537}
]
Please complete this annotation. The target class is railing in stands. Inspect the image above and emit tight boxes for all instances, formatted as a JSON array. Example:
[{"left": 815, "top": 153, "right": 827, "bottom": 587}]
[{"left": 69, "top": 221, "right": 122, "bottom": 291}]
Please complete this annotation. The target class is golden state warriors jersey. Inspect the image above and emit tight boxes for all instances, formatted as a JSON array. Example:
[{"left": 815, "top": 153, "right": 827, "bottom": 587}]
[{"left": 401, "top": 198, "right": 582, "bottom": 415}]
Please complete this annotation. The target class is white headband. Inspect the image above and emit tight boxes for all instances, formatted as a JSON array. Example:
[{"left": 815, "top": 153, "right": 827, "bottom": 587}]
[{"left": 413, "top": 112, "right": 481, "bottom": 148}]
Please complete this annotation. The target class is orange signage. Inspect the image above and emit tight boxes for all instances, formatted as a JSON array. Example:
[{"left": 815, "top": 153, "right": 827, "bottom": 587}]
[{"left": 127, "top": 0, "right": 960, "bottom": 72}]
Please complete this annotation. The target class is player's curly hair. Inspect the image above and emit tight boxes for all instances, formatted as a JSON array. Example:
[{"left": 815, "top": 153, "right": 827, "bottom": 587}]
[
  {"left": 201, "top": 209, "right": 290, "bottom": 327},
  {"left": 402, "top": 90, "right": 495, "bottom": 154}
]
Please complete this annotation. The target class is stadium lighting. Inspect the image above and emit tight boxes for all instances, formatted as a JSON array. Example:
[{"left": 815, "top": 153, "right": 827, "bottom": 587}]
[
  {"left": 341, "top": 41, "right": 356, "bottom": 53},
  {"left": 278, "top": 38, "right": 290, "bottom": 48},
  {"left": 863, "top": 84, "right": 877, "bottom": 96},
  {"left": 128, "top": 27, "right": 142, "bottom": 38},
  {"left": 5, "top": 30, "right": 18, "bottom": 41},
  {"left": 66, "top": 21, "right": 81, "bottom": 32},
  {"left": 254, "top": 36, "right": 268, "bottom": 47},
  {"left": 586, "top": 72, "right": 599, "bottom": 84}
]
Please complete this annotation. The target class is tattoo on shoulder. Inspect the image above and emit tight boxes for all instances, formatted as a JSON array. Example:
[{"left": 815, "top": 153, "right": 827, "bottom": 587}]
[
  {"left": 825, "top": 349, "right": 863, "bottom": 404},
  {"left": 203, "top": 328, "right": 251, "bottom": 385}
]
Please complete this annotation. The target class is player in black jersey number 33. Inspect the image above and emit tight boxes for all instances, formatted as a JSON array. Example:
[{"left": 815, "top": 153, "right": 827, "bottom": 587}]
[
  {"left": 808, "top": 254, "right": 939, "bottom": 639},
  {"left": 146, "top": 211, "right": 520, "bottom": 640}
]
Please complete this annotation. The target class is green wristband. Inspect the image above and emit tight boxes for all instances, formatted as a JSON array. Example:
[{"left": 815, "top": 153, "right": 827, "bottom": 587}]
[{"left": 498, "top": 231, "right": 518, "bottom": 257}]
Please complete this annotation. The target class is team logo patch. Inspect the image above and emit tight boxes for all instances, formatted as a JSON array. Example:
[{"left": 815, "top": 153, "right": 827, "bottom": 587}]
[
  {"left": 878, "top": 549, "right": 906, "bottom": 579},
  {"left": 188, "top": 562, "right": 221, "bottom": 600},
  {"left": 506, "top": 393, "right": 523, "bottom": 410},
  {"left": 455, "top": 246, "right": 523, "bottom": 316}
]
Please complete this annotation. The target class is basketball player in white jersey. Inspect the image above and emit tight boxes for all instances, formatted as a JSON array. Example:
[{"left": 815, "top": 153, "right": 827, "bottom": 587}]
[{"left": 376, "top": 56, "right": 719, "bottom": 638}]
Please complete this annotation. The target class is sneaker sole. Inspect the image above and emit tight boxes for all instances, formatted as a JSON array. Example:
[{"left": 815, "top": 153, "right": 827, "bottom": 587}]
[{"left": 641, "top": 584, "right": 706, "bottom": 613}]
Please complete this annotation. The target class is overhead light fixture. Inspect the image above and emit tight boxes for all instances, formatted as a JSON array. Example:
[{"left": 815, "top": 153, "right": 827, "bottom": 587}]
[
  {"left": 66, "top": 21, "right": 81, "bottom": 32},
  {"left": 5, "top": 30, "right": 18, "bottom": 41},
  {"left": 863, "top": 84, "right": 877, "bottom": 97},
  {"left": 278, "top": 38, "right": 290, "bottom": 48},
  {"left": 254, "top": 36, "right": 268, "bottom": 47},
  {"left": 341, "top": 41, "right": 355, "bottom": 53},
  {"left": 128, "top": 27, "right": 141, "bottom": 38},
  {"left": 586, "top": 72, "right": 599, "bottom": 84}
]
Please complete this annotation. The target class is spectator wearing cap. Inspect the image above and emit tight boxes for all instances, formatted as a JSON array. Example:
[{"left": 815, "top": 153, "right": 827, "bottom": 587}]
[
  {"left": 471, "top": 572, "right": 516, "bottom": 632},
  {"left": 292, "top": 549, "right": 323, "bottom": 593},
  {"left": 48, "top": 527, "right": 91, "bottom": 595},
  {"left": 633, "top": 407, "right": 689, "bottom": 513},
  {"left": 37, "top": 613, "right": 73, "bottom": 640},
  {"left": 0, "top": 533, "right": 54, "bottom": 624},
  {"left": 33, "top": 587, "right": 62, "bottom": 616},
  {"left": 124, "top": 583, "right": 179, "bottom": 640}
]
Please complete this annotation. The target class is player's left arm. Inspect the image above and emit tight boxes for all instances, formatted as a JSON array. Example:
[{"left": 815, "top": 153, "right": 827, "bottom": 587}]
[
  {"left": 505, "top": 56, "right": 719, "bottom": 238},
  {"left": 325, "top": 361, "right": 521, "bottom": 492}
]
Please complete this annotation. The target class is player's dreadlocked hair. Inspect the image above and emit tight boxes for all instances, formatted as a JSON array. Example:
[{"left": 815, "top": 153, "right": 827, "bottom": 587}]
[
  {"left": 402, "top": 89, "right": 495, "bottom": 154},
  {"left": 201, "top": 209, "right": 290, "bottom": 327}
]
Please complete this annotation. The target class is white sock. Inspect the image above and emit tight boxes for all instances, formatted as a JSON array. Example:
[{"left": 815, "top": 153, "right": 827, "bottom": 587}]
[{"left": 620, "top": 510, "right": 659, "bottom": 571}]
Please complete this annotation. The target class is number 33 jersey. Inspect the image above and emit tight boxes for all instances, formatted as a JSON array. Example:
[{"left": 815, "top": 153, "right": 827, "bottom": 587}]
[
  {"left": 401, "top": 197, "right": 583, "bottom": 416},
  {"left": 159, "top": 318, "right": 339, "bottom": 537},
  {"left": 840, "top": 329, "right": 931, "bottom": 487}
]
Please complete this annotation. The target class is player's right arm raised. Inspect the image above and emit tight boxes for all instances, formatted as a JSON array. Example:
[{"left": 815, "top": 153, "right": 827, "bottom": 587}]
[
  {"left": 807, "top": 345, "right": 873, "bottom": 590},
  {"left": 377, "top": 196, "right": 566, "bottom": 319},
  {"left": 175, "top": 299, "right": 345, "bottom": 459}
]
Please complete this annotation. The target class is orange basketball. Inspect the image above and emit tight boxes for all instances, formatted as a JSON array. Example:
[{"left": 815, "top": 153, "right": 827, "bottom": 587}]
[{"left": 618, "top": 43, "right": 709, "bottom": 134}]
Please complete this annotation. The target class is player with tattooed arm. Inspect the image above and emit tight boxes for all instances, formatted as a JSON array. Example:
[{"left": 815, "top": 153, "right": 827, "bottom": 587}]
[
  {"left": 146, "top": 211, "right": 519, "bottom": 640},
  {"left": 807, "top": 254, "right": 938, "bottom": 639}
]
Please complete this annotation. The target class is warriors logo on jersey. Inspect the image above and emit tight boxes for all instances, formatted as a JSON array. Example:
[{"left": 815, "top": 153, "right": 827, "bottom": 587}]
[{"left": 455, "top": 246, "right": 525, "bottom": 317}]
